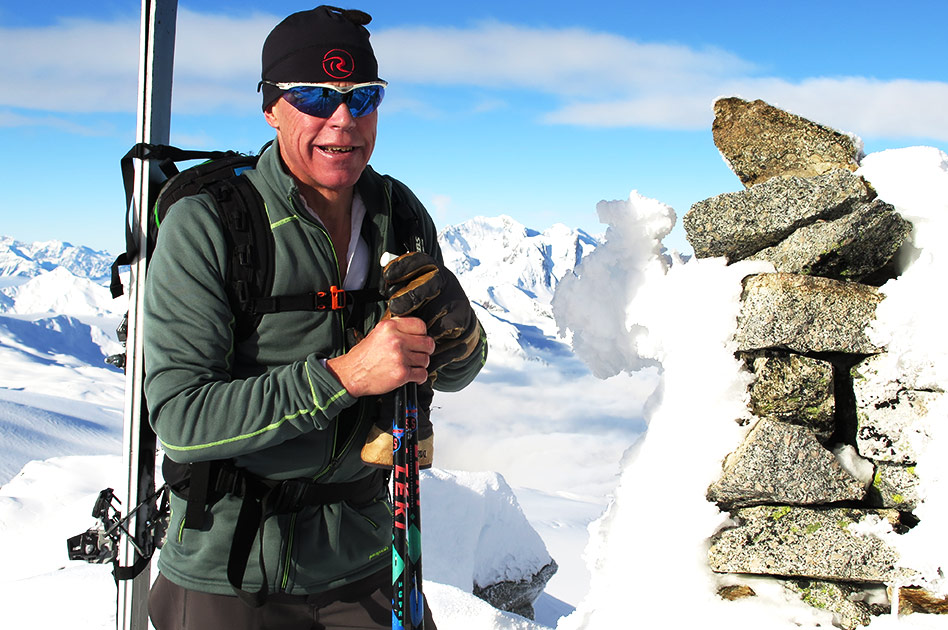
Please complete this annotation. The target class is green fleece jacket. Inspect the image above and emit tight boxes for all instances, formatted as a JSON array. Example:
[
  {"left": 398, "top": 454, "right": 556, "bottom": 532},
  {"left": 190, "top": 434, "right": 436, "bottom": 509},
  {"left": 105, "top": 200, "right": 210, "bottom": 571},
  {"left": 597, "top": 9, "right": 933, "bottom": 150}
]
[{"left": 143, "top": 139, "right": 486, "bottom": 596}]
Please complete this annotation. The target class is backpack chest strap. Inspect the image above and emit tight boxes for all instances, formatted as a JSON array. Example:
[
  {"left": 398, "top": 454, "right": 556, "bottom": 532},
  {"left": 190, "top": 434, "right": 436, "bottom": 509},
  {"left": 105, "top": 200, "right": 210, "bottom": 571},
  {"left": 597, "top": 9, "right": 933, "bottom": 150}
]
[{"left": 248, "top": 287, "right": 384, "bottom": 314}]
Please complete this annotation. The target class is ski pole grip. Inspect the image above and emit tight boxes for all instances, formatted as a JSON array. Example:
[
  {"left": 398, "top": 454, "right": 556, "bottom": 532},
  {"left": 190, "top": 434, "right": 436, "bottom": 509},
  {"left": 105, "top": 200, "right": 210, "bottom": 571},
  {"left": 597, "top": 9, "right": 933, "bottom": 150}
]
[{"left": 380, "top": 252, "right": 399, "bottom": 268}]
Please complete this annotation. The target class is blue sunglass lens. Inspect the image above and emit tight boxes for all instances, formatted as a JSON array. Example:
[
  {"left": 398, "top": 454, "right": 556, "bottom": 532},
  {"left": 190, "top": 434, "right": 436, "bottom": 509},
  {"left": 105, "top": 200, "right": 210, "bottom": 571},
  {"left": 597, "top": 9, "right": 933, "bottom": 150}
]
[
  {"left": 284, "top": 85, "right": 384, "bottom": 119},
  {"left": 347, "top": 85, "right": 385, "bottom": 117}
]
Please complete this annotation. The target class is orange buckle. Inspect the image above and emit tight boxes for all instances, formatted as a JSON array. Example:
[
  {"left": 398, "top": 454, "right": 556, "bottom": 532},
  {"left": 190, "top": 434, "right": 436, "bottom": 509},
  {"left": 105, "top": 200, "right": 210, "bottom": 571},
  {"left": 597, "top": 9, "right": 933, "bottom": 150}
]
[{"left": 330, "top": 286, "right": 346, "bottom": 310}]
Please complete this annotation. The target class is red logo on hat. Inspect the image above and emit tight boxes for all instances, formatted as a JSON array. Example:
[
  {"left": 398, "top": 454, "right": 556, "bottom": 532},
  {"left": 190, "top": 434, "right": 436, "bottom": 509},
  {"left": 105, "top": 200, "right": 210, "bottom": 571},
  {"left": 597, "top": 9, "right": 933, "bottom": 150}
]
[{"left": 323, "top": 49, "right": 354, "bottom": 79}]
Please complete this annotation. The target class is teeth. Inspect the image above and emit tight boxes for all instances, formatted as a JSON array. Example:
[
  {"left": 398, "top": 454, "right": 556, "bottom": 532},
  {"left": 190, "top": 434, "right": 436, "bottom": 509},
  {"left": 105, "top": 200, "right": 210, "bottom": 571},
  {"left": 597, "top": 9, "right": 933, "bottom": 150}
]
[{"left": 321, "top": 146, "right": 354, "bottom": 153}]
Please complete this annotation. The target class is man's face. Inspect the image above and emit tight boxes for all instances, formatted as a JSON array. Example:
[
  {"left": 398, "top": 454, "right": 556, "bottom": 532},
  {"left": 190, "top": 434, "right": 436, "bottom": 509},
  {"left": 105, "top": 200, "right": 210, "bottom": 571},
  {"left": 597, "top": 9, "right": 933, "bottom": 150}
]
[{"left": 265, "top": 86, "right": 378, "bottom": 199}]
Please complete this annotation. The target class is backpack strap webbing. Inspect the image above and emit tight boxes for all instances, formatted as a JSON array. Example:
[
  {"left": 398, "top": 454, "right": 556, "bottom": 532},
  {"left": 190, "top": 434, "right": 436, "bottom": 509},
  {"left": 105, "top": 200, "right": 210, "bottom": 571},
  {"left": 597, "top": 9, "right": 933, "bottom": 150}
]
[
  {"left": 204, "top": 175, "right": 274, "bottom": 342},
  {"left": 250, "top": 287, "right": 384, "bottom": 315},
  {"left": 112, "top": 143, "right": 241, "bottom": 299},
  {"left": 163, "top": 458, "right": 387, "bottom": 608},
  {"left": 388, "top": 176, "right": 425, "bottom": 255}
]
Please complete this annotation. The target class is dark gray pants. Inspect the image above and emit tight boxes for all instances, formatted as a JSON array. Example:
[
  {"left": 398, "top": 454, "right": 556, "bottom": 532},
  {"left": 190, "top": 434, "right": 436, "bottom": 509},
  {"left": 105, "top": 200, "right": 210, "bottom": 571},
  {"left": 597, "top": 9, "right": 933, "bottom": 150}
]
[{"left": 149, "top": 571, "right": 438, "bottom": 630}]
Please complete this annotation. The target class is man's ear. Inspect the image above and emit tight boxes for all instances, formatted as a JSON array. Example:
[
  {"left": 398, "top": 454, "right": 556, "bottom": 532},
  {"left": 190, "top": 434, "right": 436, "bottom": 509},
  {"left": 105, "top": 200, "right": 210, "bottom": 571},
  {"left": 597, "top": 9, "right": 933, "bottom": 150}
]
[{"left": 264, "top": 101, "right": 280, "bottom": 129}]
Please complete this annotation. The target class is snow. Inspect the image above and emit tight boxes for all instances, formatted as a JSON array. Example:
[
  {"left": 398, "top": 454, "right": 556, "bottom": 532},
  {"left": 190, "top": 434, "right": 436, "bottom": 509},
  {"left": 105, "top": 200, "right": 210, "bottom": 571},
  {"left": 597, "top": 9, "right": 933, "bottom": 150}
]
[
  {"left": 422, "top": 468, "right": 550, "bottom": 589},
  {"left": 833, "top": 444, "right": 876, "bottom": 485},
  {"left": 856, "top": 148, "right": 948, "bottom": 600},
  {"left": 2, "top": 145, "right": 948, "bottom": 629}
]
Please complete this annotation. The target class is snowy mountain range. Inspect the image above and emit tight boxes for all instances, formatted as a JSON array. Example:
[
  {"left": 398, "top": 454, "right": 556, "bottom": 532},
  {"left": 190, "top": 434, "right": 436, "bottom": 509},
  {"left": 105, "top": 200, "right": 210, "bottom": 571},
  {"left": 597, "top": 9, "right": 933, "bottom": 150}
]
[
  {"left": 0, "top": 236, "right": 115, "bottom": 286},
  {"left": 0, "top": 215, "right": 598, "bottom": 373}
]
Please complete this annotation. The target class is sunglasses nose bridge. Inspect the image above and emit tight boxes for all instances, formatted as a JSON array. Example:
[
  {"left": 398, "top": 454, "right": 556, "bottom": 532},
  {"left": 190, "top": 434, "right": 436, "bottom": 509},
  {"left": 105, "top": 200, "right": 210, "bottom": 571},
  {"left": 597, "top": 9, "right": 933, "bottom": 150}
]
[{"left": 327, "top": 99, "right": 358, "bottom": 123}]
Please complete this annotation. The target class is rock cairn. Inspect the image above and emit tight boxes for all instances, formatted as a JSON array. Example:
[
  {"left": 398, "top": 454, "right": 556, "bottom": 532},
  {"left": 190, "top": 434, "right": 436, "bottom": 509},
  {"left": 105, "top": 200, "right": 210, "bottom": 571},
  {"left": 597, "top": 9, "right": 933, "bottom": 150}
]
[{"left": 684, "top": 97, "right": 945, "bottom": 627}]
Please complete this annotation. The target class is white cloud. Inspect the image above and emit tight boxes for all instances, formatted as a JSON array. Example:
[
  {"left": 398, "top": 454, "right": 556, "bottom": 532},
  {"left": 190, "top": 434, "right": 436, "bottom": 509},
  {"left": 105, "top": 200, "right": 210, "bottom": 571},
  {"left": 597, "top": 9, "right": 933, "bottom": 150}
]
[
  {"left": 3, "top": 12, "right": 946, "bottom": 140},
  {"left": 0, "top": 17, "right": 139, "bottom": 113},
  {"left": 0, "top": 108, "right": 117, "bottom": 135},
  {"left": 375, "top": 22, "right": 948, "bottom": 140},
  {"left": 0, "top": 9, "right": 273, "bottom": 115},
  {"left": 170, "top": 8, "right": 276, "bottom": 114},
  {"left": 374, "top": 21, "right": 753, "bottom": 96},
  {"left": 429, "top": 193, "right": 453, "bottom": 224},
  {"left": 738, "top": 77, "right": 948, "bottom": 141}
]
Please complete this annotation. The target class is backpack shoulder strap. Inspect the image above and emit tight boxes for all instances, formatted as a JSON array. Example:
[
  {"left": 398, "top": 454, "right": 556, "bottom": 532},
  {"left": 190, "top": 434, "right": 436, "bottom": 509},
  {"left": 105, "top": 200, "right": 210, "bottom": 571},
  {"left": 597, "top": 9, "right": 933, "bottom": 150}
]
[
  {"left": 111, "top": 143, "right": 249, "bottom": 299},
  {"left": 385, "top": 175, "right": 427, "bottom": 255},
  {"left": 203, "top": 174, "right": 274, "bottom": 342}
]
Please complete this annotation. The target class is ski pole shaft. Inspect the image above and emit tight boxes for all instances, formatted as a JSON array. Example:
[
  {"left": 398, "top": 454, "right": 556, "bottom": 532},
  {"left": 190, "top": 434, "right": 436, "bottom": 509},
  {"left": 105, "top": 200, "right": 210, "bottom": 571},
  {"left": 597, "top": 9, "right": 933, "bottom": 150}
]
[
  {"left": 405, "top": 382, "right": 424, "bottom": 629},
  {"left": 392, "top": 386, "right": 411, "bottom": 630},
  {"left": 381, "top": 251, "right": 425, "bottom": 629},
  {"left": 392, "top": 383, "right": 425, "bottom": 630}
]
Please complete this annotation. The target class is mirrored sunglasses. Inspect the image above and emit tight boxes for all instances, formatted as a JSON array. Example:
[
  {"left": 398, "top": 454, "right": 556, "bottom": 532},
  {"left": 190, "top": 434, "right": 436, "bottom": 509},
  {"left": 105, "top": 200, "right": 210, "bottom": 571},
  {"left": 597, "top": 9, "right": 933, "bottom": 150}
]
[{"left": 260, "top": 81, "right": 387, "bottom": 118}]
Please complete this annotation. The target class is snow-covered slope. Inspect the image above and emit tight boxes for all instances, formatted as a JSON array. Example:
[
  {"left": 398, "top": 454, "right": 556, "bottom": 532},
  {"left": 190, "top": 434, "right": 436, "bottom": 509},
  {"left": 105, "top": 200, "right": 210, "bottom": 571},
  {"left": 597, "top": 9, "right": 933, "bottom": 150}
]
[{"left": 0, "top": 242, "right": 125, "bottom": 484}]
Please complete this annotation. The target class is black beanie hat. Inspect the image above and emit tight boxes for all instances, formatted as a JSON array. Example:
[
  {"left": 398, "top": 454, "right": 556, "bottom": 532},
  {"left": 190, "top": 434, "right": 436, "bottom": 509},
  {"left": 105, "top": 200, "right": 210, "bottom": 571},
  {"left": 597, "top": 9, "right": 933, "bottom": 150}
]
[{"left": 260, "top": 6, "right": 381, "bottom": 111}]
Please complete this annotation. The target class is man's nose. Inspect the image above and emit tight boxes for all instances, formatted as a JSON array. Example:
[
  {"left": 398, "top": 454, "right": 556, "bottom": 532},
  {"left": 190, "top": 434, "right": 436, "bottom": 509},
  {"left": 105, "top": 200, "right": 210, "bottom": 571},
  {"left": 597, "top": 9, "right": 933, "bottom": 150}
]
[{"left": 327, "top": 102, "right": 356, "bottom": 127}]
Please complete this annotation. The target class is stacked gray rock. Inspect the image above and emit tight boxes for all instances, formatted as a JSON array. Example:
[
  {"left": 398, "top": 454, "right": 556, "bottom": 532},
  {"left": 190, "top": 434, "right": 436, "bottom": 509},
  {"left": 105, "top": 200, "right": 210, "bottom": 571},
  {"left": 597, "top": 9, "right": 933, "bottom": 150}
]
[{"left": 685, "top": 97, "right": 944, "bottom": 626}]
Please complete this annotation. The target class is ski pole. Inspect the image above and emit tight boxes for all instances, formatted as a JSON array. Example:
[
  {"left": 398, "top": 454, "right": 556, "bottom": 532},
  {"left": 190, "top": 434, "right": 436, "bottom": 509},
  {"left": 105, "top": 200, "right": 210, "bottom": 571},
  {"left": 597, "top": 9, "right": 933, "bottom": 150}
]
[
  {"left": 405, "top": 381, "right": 425, "bottom": 629},
  {"left": 392, "top": 387, "right": 411, "bottom": 630},
  {"left": 392, "top": 383, "right": 425, "bottom": 629},
  {"left": 383, "top": 251, "right": 426, "bottom": 630},
  {"left": 392, "top": 383, "right": 425, "bottom": 630}
]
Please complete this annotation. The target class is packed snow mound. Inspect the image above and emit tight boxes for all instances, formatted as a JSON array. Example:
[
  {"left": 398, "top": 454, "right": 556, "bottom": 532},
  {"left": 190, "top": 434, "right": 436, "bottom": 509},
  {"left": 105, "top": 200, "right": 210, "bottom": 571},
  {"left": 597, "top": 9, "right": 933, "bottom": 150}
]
[
  {"left": 422, "top": 468, "right": 553, "bottom": 590},
  {"left": 552, "top": 190, "right": 681, "bottom": 378}
]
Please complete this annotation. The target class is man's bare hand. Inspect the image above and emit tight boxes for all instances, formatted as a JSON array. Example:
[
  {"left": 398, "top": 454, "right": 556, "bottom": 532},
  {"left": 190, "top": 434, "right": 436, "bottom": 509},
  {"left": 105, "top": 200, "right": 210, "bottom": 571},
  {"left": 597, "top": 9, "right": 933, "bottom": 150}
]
[{"left": 325, "top": 317, "right": 434, "bottom": 397}]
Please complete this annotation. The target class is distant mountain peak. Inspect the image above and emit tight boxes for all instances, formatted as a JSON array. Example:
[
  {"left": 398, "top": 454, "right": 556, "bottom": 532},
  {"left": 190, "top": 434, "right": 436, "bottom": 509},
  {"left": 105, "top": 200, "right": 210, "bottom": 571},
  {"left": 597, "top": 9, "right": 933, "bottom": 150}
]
[{"left": 0, "top": 237, "right": 114, "bottom": 284}]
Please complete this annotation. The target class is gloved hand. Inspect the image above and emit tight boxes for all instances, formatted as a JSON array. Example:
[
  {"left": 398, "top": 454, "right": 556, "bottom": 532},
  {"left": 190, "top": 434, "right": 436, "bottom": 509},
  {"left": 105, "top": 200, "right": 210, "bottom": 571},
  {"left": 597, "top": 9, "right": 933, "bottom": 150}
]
[
  {"left": 382, "top": 252, "right": 481, "bottom": 375},
  {"left": 361, "top": 381, "right": 434, "bottom": 469}
]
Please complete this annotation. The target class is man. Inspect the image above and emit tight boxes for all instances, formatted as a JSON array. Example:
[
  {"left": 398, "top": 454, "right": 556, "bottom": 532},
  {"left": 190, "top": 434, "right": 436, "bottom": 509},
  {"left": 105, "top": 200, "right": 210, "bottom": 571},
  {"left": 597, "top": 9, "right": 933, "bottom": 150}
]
[{"left": 144, "top": 6, "right": 486, "bottom": 629}]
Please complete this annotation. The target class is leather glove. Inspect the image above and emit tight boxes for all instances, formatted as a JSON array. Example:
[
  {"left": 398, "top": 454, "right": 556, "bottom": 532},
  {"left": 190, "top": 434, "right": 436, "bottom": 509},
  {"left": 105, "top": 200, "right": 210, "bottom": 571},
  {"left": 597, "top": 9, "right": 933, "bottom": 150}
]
[
  {"left": 382, "top": 252, "right": 481, "bottom": 374},
  {"left": 361, "top": 381, "right": 434, "bottom": 469}
]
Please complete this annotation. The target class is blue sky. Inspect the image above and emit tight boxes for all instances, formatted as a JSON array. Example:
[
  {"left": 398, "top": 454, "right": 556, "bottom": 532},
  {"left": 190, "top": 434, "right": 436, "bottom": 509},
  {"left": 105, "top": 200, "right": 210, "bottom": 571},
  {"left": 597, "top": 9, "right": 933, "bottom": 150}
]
[{"left": 2, "top": 1, "right": 947, "bottom": 254}]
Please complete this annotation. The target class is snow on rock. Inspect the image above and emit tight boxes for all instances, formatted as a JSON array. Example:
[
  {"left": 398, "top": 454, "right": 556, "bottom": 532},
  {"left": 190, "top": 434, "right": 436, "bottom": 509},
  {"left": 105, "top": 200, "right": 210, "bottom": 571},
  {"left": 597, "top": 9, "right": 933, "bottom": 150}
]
[
  {"left": 554, "top": 203, "right": 780, "bottom": 625},
  {"left": 427, "top": 581, "right": 551, "bottom": 630},
  {"left": 857, "top": 147, "right": 948, "bottom": 597},
  {"left": 0, "top": 455, "right": 556, "bottom": 630},
  {"left": 423, "top": 468, "right": 553, "bottom": 591}
]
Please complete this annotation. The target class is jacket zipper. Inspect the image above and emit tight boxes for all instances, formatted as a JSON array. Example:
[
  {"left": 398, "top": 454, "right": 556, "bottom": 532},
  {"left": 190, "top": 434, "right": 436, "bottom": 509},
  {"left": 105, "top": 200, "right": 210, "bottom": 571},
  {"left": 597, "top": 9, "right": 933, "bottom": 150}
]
[{"left": 279, "top": 193, "right": 354, "bottom": 593}]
